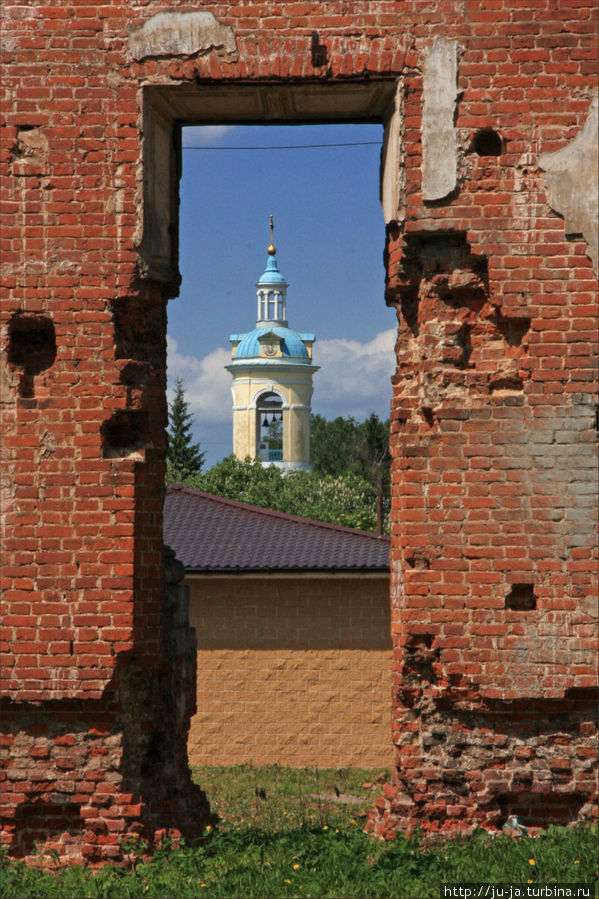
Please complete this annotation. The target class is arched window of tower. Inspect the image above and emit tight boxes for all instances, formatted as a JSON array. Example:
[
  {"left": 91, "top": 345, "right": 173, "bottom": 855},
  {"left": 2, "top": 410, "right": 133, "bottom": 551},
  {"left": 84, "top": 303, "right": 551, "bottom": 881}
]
[{"left": 256, "top": 391, "right": 284, "bottom": 461}]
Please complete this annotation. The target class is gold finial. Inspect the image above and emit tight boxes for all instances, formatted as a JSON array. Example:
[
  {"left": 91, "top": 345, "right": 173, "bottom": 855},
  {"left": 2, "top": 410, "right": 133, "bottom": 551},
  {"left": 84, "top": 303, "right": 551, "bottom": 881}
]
[{"left": 267, "top": 214, "right": 276, "bottom": 255}]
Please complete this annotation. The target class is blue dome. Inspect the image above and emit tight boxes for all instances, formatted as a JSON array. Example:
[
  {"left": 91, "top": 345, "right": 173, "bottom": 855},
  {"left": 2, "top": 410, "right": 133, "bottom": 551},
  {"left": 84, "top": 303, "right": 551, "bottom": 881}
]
[
  {"left": 233, "top": 327, "right": 309, "bottom": 360},
  {"left": 257, "top": 253, "right": 288, "bottom": 285}
]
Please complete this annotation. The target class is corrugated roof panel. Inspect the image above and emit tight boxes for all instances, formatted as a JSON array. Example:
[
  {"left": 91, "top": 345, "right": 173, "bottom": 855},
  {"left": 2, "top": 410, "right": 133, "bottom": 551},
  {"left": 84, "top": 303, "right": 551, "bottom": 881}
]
[{"left": 164, "top": 486, "right": 389, "bottom": 572}]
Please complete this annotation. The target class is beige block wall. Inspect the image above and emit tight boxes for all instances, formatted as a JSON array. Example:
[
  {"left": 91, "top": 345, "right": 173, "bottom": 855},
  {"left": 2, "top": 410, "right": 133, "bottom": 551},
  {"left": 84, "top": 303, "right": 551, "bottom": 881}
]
[{"left": 187, "top": 574, "right": 394, "bottom": 768}]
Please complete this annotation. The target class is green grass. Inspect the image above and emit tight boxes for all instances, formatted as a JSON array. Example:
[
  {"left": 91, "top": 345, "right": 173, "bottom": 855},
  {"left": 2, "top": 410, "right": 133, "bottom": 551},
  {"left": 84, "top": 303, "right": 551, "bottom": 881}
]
[
  {"left": 1, "top": 766, "right": 597, "bottom": 898},
  {"left": 193, "top": 763, "right": 387, "bottom": 832}
]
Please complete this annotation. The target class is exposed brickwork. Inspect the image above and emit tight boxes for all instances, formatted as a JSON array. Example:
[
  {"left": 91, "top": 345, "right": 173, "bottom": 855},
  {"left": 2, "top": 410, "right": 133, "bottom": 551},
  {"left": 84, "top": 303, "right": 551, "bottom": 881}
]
[
  {"left": 1, "top": 0, "right": 597, "bottom": 860},
  {"left": 0, "top": 547, "right": 209, "bottom": 862}
]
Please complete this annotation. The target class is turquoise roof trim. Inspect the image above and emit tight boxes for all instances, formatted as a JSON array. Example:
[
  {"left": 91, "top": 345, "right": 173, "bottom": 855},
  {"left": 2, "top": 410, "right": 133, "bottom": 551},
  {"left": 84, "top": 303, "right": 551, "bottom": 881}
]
[{"left": 230, "top": 326, "right": 310, "bottom": 360}]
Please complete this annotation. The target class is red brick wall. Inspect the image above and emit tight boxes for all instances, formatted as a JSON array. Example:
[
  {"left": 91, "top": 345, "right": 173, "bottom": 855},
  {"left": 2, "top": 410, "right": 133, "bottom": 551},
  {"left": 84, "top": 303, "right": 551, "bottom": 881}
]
[{"left": 1, "top": 0, "right": 597, "bottom": 859}]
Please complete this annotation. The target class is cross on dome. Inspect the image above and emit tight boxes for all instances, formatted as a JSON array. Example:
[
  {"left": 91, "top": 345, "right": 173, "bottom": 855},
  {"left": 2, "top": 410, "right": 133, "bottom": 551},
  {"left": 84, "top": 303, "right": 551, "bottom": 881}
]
[{"left": 267, "top": 214, "right": 276, "bottom": 255}]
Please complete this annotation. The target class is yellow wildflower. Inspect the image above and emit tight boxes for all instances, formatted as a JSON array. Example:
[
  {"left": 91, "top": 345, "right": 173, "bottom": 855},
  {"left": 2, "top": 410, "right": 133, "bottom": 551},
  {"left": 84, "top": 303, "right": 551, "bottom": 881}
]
[
  {"left": 529, "top": 859, "right": 535, "bottom": 866},
  {"left": 323, "top": 825, "right": 328, "bottom": 830},
  {"left": 284, "top": 879, "right": 291, "bottom": 884},
  {"left": 575, "top": 860, "right": 580, "bottom": 864},
  {"left": 293, "top": 863, "right": 300, "bottom": 869}
]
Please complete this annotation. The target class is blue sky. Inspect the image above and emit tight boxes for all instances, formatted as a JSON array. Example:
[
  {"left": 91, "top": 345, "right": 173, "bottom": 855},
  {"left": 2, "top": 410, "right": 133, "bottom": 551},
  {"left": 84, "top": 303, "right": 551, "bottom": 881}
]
[{"left": 167, "top": 123, "right": 397, "bottom": 467}]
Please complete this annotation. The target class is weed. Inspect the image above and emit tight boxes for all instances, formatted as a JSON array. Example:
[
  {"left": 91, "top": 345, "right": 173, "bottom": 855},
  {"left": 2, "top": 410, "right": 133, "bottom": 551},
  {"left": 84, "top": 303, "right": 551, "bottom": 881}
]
[
  {"left": 122, "top": 834, "right": 150, "bottom": 874},
  {"left": 0, "top": 769, "right": 596, "bottom": 898}
]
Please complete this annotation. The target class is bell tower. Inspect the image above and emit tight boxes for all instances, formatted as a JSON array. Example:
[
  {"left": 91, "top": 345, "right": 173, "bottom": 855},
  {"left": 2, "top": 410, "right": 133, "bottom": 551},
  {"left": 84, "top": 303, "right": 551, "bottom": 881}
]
[{"left": 226, "top": 217, "right": 318, "bottom": 471}]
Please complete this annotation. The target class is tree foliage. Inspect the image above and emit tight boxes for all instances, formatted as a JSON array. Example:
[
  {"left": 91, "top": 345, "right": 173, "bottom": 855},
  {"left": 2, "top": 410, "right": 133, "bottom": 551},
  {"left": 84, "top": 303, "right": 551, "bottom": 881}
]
[
  {"left": 311, "top": 413, "right": 391, "bottom": 531},
  {"left": 310, "top": 414, "right": 359, "bottom": 477},
  {"left": 168, "top": 412, "right": 391, "bottom": 532},
  {"left": 179, "top": 456, "right": 382, "bottom": 532},
  {"left": 279, "top": 469, "right": 380, "bottom": 531},
  {"left": 265, "top": 417, "right": 283, "bottom": 450},
  {"left": 189, "top": 456, "right": 283, "bottom": 510},
  {"left": 311, "top": 413, "right": 390, "bottom": 482},
  {"left": 166, "top": 378, "right": 205, "bottom": 482}
]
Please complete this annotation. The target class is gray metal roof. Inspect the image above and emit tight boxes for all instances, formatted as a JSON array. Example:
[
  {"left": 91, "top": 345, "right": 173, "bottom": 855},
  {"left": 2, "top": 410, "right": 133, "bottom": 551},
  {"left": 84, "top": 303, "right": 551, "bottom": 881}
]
[{"left": 164, "top": 486, "right": 390, "bottom": 572}]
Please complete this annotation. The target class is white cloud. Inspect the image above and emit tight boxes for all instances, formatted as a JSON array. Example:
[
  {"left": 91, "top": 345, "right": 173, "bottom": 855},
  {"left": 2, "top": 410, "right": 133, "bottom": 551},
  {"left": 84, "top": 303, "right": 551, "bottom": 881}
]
[
  {"left": 167, "top": 336, "right": 232, "bottom": 422},
  {"left": 183, "top": 125, "right": 235, "bottom": 146},
  {"left": 312, "top": 328, "right": 396, "bottom": 420},
  {"left": 167, "top": 328, "right": 396, "bottom": 430}
]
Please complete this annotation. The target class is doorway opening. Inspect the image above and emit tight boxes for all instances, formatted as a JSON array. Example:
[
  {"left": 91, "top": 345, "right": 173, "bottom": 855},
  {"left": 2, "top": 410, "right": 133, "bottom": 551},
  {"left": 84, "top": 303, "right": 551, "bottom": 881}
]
[
  {"left": 165, "top": 100, "right": 400, "bottom": 468},
  {"left": 146, "top": 82, "right": 401, "bottom": 769}
]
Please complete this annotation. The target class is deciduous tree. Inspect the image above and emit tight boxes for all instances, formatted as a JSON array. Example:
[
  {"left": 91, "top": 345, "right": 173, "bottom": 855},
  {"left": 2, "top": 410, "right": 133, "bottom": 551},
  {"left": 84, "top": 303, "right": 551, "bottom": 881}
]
[
  {"left": 183, "top": 456, "right": 383, "bottom": 532},
  {"left": 311, "top": 412, "right": 391, "bottom": 532}
]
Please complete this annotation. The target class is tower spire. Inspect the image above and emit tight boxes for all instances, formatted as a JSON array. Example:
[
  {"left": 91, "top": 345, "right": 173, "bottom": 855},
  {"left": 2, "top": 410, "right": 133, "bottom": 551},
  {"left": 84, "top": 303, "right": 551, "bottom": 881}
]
[
  {"left": 256, "top": 215, "right": 287, "bottom": 324},
  {"left": 267, "top": 214, "right": 276, "bottom": 256}
]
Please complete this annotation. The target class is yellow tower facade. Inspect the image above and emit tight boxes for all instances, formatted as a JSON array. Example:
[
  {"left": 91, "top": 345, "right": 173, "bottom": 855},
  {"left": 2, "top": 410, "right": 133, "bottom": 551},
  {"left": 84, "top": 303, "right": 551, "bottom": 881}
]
[{"left": 226, "top": 219, "right": 318, "bottom": 471}]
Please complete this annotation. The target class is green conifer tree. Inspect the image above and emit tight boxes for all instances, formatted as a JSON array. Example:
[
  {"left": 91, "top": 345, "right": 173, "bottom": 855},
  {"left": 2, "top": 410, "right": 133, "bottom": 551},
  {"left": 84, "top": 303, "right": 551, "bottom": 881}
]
[{"left": 166, "top": 378, "right": 205, "bottom": 481}]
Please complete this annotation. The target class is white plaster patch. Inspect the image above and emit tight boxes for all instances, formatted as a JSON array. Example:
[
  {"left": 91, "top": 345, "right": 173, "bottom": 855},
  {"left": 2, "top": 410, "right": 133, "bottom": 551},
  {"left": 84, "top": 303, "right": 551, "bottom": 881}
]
[
  {"left": 129, "top": 11, "right": 236, "bottom": 61},
  {"left": 421, "top": 38, "right": 458, "bottom": 202},
  {"left": 539, "top": 95, "right": 598, "bottom": 274}
]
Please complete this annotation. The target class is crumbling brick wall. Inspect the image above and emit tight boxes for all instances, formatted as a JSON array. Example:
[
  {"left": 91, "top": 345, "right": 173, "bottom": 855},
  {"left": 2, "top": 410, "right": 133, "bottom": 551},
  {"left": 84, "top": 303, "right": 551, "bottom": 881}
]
[{"left": 1, "top": 1, "right": 597, "bottom": 860}]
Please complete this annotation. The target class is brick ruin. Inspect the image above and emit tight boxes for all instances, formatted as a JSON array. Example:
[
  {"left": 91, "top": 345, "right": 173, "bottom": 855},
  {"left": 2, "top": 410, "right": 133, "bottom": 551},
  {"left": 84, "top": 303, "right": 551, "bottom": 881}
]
[{"left": 1, "top": 0, "right": 597, "bottom": 862}]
